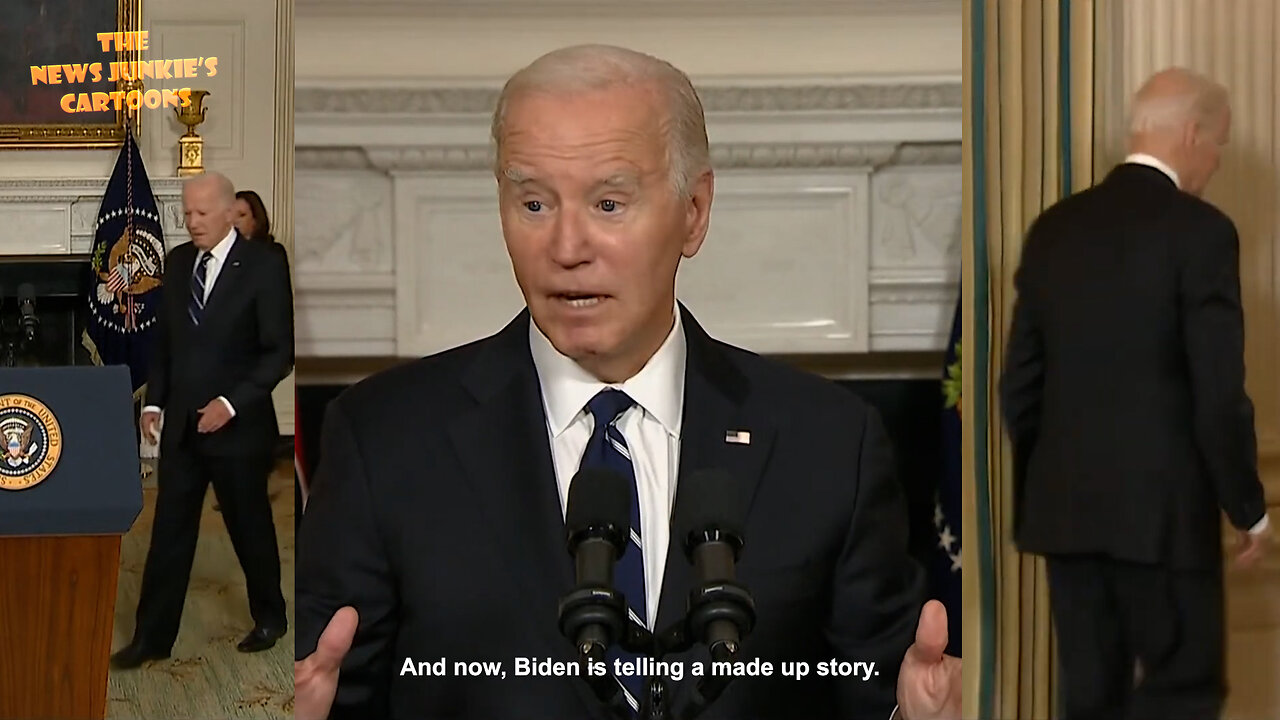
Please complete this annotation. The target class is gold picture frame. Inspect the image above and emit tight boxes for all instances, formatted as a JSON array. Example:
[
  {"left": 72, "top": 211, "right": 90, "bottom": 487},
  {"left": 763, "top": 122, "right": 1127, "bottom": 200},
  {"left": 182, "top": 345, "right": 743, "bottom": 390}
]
[{"left": 0, "top": 0, "right": 143, "bottom": 149}]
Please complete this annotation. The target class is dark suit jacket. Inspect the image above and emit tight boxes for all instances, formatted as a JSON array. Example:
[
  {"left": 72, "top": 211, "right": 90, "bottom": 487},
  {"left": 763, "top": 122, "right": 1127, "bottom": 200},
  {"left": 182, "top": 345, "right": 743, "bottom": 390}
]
[
  {"left": 297, "top": 307, "right": 925, "bottom": 719},
  {"left": 1000, "top": 163, "right": 1266, "bottom": 569},
  {"left": 146, "top": 232, "right": 294, "bottom": 457},
  {"left": 258, "top": 237, "right": 288, "bottom": 263}
]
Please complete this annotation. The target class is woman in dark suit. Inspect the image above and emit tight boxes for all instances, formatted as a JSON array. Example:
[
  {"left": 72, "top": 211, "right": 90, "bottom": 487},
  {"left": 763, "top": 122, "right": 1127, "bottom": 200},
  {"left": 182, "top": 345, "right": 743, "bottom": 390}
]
[{"left": 233, "top": 190, "right": 288, "bottom": 260}]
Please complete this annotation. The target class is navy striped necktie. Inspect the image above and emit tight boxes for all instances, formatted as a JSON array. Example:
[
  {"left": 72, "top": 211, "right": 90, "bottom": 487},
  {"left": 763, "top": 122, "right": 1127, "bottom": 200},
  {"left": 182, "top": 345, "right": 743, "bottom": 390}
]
[
  {"left": 579, "top": 389, "right": 647, "bottom": 716},
  {"left": 189, "top": 251, "right": 212, "bottom": 325}
]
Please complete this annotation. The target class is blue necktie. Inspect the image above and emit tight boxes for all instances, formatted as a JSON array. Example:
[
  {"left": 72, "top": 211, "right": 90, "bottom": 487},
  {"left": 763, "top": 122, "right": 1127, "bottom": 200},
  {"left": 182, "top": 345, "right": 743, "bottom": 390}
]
[
  {"left": 189, "top": 251, "right": 211, "bottom": 325},
  {"left": 580, "top": 389, "right": 646, "bottom": 715}
]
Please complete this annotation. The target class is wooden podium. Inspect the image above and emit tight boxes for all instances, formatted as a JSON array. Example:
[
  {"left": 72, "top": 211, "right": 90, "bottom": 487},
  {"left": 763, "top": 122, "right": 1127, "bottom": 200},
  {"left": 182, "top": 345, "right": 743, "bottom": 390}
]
[{"left": 0, "top": 366, "right": 142, "bottom": 720}]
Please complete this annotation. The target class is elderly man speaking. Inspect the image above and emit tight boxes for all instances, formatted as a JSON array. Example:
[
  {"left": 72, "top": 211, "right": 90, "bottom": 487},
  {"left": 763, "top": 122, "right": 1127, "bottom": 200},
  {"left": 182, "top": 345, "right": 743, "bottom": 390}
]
[{"left": 295, "top": 45, "right": 961, "bottom": 720}]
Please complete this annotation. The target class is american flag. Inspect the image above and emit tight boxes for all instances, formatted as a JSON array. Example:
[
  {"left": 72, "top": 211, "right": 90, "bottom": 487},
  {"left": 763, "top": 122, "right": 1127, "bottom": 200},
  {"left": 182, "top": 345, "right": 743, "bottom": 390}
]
[{"left": 106, "top": 263, "right": 131, "bottom": 293}]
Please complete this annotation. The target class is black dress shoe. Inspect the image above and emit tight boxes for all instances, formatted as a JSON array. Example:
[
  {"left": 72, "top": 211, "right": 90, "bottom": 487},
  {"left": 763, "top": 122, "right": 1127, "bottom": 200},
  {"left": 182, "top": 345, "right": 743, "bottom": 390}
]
[
  {"left": 236, "top": 625, "right": 286, "bottom": 653},
  {"left": 110, "top": 641, "right": 170, "bottom": 669}
]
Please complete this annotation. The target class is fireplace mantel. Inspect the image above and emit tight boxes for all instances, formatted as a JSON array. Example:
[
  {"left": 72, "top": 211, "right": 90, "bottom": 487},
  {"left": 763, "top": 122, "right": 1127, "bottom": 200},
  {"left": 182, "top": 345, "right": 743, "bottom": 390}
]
[
  {"left": 294, "top": 79, "right": 963, "bottom": 367},
  {"left": 0, "top": 178, "right": 188, "bottom": 256}
]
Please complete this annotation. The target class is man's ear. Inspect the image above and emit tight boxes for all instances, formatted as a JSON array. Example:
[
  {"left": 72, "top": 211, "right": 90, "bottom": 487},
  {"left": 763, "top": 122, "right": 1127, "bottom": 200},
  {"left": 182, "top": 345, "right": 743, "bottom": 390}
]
[
  {"left": 1183, "top": 118, "right": 1203, "bottom": 147},
  {"left": 681, "top": 169, "right": 715, "bottom": 259}
]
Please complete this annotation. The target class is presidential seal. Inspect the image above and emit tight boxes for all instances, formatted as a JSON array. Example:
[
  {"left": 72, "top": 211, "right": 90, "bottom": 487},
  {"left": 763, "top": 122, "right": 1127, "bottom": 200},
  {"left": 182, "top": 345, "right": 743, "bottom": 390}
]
[
  {"left": 90, "top": 212, "right": 165, "bottom": 333},
  {"left": 0, "top": 394, "right": 63, "bottom": 491}
]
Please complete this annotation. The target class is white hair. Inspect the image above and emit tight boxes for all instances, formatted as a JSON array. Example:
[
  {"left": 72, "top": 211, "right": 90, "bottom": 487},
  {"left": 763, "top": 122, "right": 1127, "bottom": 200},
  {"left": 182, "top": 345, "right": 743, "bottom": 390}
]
[
  {"left": 1128, "top": 67, "right": 1229, "bottom": 135},
  {"left": 490, "top": 44, "right": 710, "bottom": 197},
  {"left": 183, "top": 171, "right": 236, "bottom": 208}
]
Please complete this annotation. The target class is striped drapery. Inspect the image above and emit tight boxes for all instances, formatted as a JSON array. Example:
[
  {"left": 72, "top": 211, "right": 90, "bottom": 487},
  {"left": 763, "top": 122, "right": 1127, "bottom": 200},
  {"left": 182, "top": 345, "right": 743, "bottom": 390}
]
[{"left": 962, "top": 1, "right": 1111, "bottom": 717}]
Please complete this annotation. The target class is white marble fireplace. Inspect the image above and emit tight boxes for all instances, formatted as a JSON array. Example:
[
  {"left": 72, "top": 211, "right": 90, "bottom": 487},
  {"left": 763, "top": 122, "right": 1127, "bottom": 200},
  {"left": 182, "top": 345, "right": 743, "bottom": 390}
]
[
  {"left": 0, "top": 178, "right": 189, "bottom": 256},
  {"left": 294, "top": 79, "right": 963, "bottom": 375}
]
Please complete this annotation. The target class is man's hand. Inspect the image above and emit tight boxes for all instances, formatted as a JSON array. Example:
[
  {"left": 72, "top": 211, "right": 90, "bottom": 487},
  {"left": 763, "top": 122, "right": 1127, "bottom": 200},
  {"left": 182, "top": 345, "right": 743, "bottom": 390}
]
[
  {"left": 140, "top": 410, "right": 161, "bottom": 443},
  {"left": 197, "top": 399, "right": 232, "bottom": 433},
  {"left": 1236, "top": 528, "right": 1271, "bottom": 568},
  {"left": 896, "top": 599, "right": 961, "bottom": 720},
  {"left": 295, "top": 606, "right": 359, "bottom": 720}
]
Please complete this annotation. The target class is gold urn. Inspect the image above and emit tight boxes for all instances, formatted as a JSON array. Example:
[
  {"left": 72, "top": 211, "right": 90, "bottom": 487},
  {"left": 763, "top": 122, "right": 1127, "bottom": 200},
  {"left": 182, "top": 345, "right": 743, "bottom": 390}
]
[{"left": 175, "top": 90, "right": 211, "bottom": 177}]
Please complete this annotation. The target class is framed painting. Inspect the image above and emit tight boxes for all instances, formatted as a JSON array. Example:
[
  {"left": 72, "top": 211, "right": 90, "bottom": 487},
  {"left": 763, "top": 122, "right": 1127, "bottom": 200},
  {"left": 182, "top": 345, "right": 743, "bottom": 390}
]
[{"left": 0, "top": 0, "right": 141, "bottom": 149}]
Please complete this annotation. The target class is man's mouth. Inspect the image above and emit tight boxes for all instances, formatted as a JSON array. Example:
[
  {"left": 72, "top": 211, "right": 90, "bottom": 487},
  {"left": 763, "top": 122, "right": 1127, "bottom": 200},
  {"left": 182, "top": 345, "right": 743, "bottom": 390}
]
[{"left": 554, "top": 293, "right": 607, "bottom": 308}]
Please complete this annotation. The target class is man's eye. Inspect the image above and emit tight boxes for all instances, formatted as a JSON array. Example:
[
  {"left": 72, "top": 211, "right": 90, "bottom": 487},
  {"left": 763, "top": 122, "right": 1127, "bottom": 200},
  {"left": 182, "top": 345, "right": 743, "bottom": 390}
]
[
  {"left": 600, "top": 199, "right": 619, "bottom": 212},
  {"left": 523, "top": 201, "right": 543, "bottom": 213}
]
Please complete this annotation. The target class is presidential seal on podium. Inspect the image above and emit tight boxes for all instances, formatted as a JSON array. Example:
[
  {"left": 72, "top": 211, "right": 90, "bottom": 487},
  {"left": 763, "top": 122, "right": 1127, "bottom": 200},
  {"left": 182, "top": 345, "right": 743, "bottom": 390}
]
[{"left": 0, "top": 394, "right": 63, "bottom": 491}]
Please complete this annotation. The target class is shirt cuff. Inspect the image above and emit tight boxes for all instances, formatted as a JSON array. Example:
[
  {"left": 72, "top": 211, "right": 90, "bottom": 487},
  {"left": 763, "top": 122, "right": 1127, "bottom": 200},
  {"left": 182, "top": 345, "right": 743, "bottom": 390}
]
[
  {"left": 1248, "top": 513, "right": 1270, "bottom": 535},
  {"left": 218, "top": 396, "right": 237, "bottom": 417},
  {"left": 142, "top": 405, "right": 162, "bottom": 416}
]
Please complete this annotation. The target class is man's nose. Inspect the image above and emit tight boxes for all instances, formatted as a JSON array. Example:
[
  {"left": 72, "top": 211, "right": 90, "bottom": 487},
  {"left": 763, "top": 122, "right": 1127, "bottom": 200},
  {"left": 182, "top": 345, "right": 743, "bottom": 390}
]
[{"left": 547, "top": 208, "right": 591, "bottom": 267}]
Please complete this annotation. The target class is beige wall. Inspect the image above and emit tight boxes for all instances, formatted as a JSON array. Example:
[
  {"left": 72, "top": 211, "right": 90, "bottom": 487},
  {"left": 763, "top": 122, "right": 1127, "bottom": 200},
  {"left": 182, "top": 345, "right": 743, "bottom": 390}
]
[
  {"left": 295, "top": 2, "right": 962, "bottom": 83},
  {"left": 1, "top": 0, "right": 294, "bottom": 433},
  {"left": 1111, "top": 6, "right": 1279, "bottom": 716},
  {"left": 3, "top": 1, "right": 284, "bottom": 196},
  {"left": 1112, "top": 0, "right": 1280, "bottom": 503}
]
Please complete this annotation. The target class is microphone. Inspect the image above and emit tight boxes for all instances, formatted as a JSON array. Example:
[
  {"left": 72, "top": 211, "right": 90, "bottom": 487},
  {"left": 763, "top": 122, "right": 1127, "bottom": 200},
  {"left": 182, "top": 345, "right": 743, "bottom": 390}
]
[
  {"left": 675, "top": 469, "right": 752, "bottom": 660},
  {"left": 17, "top": 283, "right": 38, "bottom": 343},
  {"left": 561, "top": 467, "right": 632, "bottom": 656}
]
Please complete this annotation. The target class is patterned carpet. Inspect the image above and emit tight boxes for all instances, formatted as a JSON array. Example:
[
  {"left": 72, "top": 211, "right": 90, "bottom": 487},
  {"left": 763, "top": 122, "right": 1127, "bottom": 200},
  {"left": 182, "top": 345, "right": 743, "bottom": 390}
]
[{"left": 106, "top": 459, "right": 295, "bottom": 719}]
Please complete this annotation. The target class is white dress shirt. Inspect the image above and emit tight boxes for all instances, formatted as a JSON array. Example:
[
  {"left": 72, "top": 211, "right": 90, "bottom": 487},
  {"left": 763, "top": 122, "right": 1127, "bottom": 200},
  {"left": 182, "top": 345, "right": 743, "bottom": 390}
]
[
  {"left": 1125, "top": 152, "right": 1181, "bottom": 189},
  {"left": 531, "top": 309, "right": 905, "bottom": 720},
  {"left": 196, "top": 227, "right": 237, "bottom": 303},
  {"left": 1123, "top": 154, "right": 1271, "bottom": 536},
  {"left": 142, "top": 227, "right": 239, "bottom": 422},
  {"left": 530, "top": 308, "right": 685, "bottom": 626}
]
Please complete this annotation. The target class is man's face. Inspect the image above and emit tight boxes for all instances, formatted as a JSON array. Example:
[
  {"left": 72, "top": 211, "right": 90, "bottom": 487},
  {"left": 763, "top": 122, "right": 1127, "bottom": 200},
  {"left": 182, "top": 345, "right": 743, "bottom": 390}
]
[
  {"left": 1181, "top": 107, "right": 1230, "bottom": 196},
  {"left": 497, "top": 85, "right": 712, "bottom": 380},
  {"left": 232, "top": 198, "right": 256, "bottom": 237},
  {"left": 183, "top": 183, "right": 233, "bottom": 249}
]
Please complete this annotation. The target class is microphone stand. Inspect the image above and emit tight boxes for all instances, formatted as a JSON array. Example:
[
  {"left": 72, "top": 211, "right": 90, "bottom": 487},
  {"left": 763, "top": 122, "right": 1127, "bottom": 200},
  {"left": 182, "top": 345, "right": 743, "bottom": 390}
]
[
  {"left": 18, "top": 310, "right": 39, "bottom": 354},
  {"left": 560, "top": 585, "right": 710, "bottom": 720},
  {"left": 557, "top": 546, "right": 757, "bottom": 720},
  {"left": 654, "top": 579, "right": 757, "bottom": 720},
  {"left": 558, "top": 584, "right": 650, "bottom": 719},
  {"left": 558, "top": 579, "right": 757, "bottom": 720},
  {"left": 640, "top": 675, "right": 672, "bottom": 720}
]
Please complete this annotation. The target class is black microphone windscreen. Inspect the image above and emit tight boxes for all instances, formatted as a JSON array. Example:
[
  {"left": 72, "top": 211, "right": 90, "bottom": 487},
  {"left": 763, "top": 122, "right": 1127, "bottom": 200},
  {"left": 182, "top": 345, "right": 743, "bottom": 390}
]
[
  {"left": 675, "top": 469, "right": 744, "bottom": 541},
  {"left": 17, "top": 283, "right": 35, "bottom": 301},
  {"left": 565, "top": 468, "right": 631, "bottom": 536}
]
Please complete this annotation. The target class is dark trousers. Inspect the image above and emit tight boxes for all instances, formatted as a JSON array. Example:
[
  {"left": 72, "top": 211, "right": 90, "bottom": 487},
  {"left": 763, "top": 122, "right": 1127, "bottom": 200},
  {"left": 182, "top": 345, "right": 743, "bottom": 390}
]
[
  {"left": 1045, "top": 554, "right": 1226, "bottom": 720},
  {"left": 133, "top": 447, "right": 287, "bottom": 650}
]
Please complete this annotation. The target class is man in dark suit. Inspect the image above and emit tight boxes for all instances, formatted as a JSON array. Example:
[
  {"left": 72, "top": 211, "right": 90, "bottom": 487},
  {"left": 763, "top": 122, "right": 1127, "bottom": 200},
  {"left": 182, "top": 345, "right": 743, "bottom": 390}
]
[
  {"left": 1000, "top": 67, "right": 1272, "bottom": 720},
  {"left": 295, "top": 45, "right": 961, "bottom": 720},
  {"left": 111, "top": 172, "right": 295, "bottom": 668}
]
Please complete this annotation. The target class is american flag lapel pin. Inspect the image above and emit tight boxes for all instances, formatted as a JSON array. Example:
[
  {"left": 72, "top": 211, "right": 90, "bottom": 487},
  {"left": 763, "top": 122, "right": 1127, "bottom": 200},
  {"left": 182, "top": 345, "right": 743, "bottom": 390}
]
[{"left": 724, "top": 430, "right": 751, "bottom": 445}]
